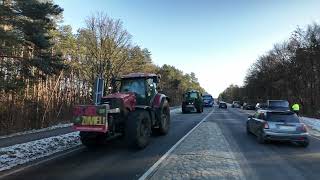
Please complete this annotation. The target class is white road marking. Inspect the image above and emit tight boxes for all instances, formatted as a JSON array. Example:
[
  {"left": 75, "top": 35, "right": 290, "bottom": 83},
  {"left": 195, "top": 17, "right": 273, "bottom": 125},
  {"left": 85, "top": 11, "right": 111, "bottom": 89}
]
[{"left": 138, "top": 108, "right": 215, "bottom": 180}]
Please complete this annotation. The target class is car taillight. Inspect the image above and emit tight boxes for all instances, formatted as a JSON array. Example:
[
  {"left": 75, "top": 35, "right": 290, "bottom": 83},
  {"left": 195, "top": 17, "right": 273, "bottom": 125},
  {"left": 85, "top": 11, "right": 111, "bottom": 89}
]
[
  {"left": 299, "top": 124, "right": 307, "bottom": 132},
  {"left": 264, "top": 122, "right": 269, "bottom": 129}
]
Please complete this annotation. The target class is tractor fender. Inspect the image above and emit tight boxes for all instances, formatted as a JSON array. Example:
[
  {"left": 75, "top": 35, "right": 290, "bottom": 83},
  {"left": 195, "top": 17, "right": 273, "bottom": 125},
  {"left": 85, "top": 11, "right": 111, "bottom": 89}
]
[{"left": 152, "top": 93, "right": 169, "bottom": 108}]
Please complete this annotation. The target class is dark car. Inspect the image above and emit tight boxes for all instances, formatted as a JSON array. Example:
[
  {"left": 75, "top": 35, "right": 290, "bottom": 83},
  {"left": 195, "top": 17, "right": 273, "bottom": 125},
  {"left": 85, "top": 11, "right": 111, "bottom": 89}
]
[
  {"left": 231, "top": 101, "right": 241, "bottom": 108},
  {"left": 243, "top": 103, "right": 255, "bottom": 110},
  {"left": 182, "top": 90, "right": 204, "bottom": 113},
  {"left": 219, "top": 102, "right": 227, "bottom": 109},
  {"left": 246, "top": 110, "right": 309, "bottom": 147},
  {"left": 202, "top": 94, "right": 214, "bottom": 107}
]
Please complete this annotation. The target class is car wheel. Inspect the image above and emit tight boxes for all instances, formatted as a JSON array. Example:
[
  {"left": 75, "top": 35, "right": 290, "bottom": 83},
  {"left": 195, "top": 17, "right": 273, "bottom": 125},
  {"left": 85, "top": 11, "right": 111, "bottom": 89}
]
[
  {"left": 257, "top": 131, "right": 265, "bottom": 144},
  {"left": 246, "top": 123, "right": 251, "bottom": 135},
  {"left": 299, "top": 141, "right": 309, "bottom": 148}
]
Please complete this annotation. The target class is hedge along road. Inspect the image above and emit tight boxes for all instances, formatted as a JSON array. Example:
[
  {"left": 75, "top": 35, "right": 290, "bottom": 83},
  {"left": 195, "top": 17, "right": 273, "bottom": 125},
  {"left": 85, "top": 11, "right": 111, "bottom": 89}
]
[{"left": 1, "top": 108, "right": 215, "bottom": 180}]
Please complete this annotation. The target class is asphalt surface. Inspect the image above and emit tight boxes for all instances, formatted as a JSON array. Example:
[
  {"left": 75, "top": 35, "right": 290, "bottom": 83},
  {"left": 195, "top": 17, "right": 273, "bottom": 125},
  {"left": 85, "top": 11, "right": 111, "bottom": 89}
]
[
  {"left": 212, "top": 107, "right": 320, "bottom": 180},
  {"left": 3, "top": 106, "right": 320, "bottom": 180},
  {"left": 2, "top": 108, "right": 210, "bottom": 180}
]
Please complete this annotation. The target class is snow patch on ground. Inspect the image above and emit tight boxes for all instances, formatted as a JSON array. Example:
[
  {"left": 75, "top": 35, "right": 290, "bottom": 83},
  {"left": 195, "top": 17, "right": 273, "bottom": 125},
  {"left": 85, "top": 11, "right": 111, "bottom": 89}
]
[
  {"left": 301, "top": 117, "right": 320, "bottom": 133},
  {"left": 0, "top": 123, "right": 73, "bottom": 140},
  {"left": 170, "top": 108, "right": 181, "bottom": 114},
  {"left": 0, "top": 132, "right": 80, "bottom": 172}
]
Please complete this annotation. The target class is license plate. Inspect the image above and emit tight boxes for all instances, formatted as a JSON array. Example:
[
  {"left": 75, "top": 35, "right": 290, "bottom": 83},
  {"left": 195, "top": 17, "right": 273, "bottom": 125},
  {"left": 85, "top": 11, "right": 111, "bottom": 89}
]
[
  {"left": 278, "top": 125, "right": 296, "bottom": 131},
  {"left": 186, "top": 105, "right": 194, "bottom": 108}
]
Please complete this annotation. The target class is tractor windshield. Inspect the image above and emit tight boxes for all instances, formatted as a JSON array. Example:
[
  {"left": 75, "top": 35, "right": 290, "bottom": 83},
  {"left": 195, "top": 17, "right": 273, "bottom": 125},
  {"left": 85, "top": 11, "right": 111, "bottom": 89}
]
[
  {"left": 120, "top": 79, "right": 146, "bottom": 96},
  {"left": 120, "top": 78, "right": 146, "bottom": 105},
  {"left": 186, "top": 92, "right": 198, "bottom": 99}
]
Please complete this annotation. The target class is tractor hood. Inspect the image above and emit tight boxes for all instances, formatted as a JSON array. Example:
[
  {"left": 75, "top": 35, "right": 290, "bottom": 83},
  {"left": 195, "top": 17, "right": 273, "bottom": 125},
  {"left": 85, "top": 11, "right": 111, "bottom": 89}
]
[{"left": 103, "top": 92, "right": 135, "bottom": 99}]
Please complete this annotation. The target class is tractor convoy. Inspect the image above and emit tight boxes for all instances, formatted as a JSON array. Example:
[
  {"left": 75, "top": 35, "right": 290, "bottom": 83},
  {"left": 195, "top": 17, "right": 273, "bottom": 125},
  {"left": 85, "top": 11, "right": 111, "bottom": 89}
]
[{"left": 72, "top": 73, "right": 170, "bottom": 149}]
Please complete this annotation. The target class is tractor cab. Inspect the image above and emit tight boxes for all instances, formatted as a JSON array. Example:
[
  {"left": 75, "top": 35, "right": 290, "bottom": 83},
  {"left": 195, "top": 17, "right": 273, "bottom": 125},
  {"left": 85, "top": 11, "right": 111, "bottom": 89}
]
[{"left": 119, "top": 73, "right": 159, "bottom": 105}]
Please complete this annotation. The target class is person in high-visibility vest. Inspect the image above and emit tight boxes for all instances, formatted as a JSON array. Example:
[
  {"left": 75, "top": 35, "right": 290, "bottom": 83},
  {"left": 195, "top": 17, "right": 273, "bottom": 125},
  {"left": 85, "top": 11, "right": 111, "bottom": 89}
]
[{"left": 292, "top": 103, "right": 300, "bottom": 115}]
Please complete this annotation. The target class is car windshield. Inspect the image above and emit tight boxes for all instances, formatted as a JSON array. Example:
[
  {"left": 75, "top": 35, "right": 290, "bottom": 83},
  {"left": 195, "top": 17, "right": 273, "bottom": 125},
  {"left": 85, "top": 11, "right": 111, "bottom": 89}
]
[
  {"left": 120, "top": 79, "right": 145, "bottom": 97},
  {"left": 266, "top": 112, "right": 300, "bottom": 123}
]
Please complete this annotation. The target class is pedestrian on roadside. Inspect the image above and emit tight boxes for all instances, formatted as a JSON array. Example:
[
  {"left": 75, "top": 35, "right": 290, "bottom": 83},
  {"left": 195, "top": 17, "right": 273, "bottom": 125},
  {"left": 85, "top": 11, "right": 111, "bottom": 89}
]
[{"left": 292, "top": 103, "right": 300, "bottom": 116}]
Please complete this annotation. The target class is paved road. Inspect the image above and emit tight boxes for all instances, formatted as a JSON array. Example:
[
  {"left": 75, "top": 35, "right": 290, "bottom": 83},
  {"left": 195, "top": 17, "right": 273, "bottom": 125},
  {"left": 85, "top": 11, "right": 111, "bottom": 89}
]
[
  {"left": 214, "top": 107, "right": 320, "bottom": 180},
  {"left": 2, "top": 108, "right": 210, "bottom": 180},
  {"left": 3, "top": 106, "right": 320, "bottom": 180}
]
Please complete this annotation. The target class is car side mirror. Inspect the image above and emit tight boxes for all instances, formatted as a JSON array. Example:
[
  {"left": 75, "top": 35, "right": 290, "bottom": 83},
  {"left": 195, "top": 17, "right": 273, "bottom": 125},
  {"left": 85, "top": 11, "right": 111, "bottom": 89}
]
[{"left": 248, "top": 115, "right": 253, "bottom": 119}]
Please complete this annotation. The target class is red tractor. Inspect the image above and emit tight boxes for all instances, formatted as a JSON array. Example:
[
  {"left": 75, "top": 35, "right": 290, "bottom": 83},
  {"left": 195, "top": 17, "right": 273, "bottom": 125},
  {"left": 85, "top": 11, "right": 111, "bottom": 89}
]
[{"left": 72, "top": 73, "right": 170, "bottom": 149}]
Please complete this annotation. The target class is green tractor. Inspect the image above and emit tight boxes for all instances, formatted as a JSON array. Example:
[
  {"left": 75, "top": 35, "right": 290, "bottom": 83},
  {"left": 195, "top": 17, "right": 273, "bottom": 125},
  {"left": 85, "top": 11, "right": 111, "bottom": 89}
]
[{"left": 181, "top": 90, "right": 204, "bottom": 113}]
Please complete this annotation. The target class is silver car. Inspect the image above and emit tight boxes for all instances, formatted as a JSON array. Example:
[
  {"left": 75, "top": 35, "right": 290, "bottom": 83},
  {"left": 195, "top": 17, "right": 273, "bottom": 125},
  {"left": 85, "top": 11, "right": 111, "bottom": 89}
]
[{"left": 246, "top": 110, "right": 309, "bottom": 147}]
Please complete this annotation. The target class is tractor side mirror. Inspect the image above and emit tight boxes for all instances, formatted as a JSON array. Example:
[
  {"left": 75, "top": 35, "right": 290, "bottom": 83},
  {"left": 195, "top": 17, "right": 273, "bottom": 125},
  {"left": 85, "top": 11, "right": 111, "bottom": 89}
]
[{"left": 156, "top": 86, "right": 164, "bottom": 93}]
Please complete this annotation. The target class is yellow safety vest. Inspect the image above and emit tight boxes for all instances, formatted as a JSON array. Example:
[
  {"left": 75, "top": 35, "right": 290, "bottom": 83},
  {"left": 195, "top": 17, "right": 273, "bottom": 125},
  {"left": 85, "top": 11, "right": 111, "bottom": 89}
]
[{"left": 292, "top": 104, "right": 300, "bottom": 111}]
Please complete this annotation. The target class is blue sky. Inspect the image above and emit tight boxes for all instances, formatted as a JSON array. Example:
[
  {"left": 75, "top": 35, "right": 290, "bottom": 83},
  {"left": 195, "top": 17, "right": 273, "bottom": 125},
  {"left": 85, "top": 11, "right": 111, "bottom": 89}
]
[{"left": 55, "top": 0, "right": 320, "bottom": 97}]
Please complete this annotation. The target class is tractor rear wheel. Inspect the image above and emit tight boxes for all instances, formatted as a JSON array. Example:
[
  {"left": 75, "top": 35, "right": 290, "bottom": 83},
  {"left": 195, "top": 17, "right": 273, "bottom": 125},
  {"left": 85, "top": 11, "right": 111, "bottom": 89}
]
[
  {"left": 126, "top": 109, "right": 151, "bottom": 149},
  {"left": 157, "top": 100, "right": 170, "bottom": 135}
]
